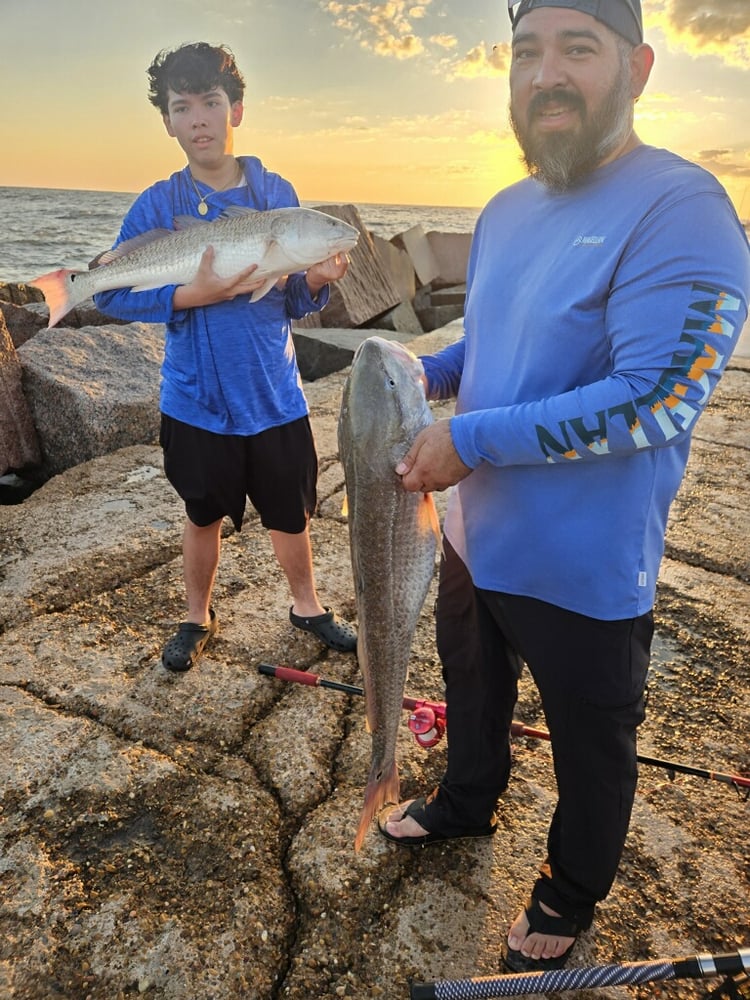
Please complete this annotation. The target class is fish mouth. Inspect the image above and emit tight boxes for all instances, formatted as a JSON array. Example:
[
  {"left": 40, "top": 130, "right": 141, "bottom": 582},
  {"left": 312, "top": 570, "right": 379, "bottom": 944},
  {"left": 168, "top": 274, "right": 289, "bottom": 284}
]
[
  {"left": 332, "top": 223, "right": 359, "bottom": 254},
  {"left": 353, "top": 335, "right": 416, "bottom": 369},
  {"left": 333, "top": 235, "right": 359, "bottom": 255}
]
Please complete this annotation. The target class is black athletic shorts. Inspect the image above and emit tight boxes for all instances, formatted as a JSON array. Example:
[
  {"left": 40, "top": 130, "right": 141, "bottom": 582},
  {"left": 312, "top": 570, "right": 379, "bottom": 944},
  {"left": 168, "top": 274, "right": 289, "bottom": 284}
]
[{"left": 160, "top": 413, "right": 318, "bottom": 533}]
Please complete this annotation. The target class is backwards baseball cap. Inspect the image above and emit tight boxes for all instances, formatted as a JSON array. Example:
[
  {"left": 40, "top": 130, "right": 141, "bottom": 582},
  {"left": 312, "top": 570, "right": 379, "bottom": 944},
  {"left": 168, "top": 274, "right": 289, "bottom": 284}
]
[{"left": 508, "top": 0, "right": 643, "bottom": 47}]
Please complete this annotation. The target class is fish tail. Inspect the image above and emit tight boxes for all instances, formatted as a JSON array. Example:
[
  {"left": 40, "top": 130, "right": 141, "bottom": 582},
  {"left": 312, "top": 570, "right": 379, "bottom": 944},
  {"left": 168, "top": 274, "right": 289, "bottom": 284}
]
[
  {"left": 354, "top": 758, "right": 399, "bottom": 852},
  {"left": 30, "top": 269, "right": 83, "bottom": 328}
]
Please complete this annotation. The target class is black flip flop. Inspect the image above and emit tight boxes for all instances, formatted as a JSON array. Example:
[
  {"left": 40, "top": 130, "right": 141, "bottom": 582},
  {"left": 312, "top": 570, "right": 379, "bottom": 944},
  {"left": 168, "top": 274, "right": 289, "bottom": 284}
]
[
  {"left": 378, "top": 795, "right": 498, "bottom": 848},
  {"left": 503, "top": 898, "right": 579, "bottom": 972}
]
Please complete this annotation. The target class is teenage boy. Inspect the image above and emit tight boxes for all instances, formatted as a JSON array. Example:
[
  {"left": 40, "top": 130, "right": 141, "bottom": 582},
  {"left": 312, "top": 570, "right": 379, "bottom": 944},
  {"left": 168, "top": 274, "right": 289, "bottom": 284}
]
[{"left": 95, "top": 42, "right": 357, "bottom": 670}]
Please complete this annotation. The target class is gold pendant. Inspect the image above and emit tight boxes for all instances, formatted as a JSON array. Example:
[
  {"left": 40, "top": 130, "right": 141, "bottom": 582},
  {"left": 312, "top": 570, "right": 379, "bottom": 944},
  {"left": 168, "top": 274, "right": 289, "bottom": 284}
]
[{"left": 197, "top": 201, "right": 208, "bottom": 216}]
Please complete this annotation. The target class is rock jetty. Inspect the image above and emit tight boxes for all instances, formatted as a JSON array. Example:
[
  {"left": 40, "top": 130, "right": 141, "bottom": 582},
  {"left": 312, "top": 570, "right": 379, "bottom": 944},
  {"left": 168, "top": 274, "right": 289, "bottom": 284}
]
[{"left": 0, "top": 207, "right": 748, "bottom": 1000}]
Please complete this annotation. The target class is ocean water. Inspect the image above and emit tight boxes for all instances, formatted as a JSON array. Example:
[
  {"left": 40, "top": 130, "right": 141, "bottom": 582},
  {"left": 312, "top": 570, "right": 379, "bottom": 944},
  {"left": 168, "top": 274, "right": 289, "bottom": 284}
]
[{"left": 0, "top": 186, "right": 481, "bottom": 284}]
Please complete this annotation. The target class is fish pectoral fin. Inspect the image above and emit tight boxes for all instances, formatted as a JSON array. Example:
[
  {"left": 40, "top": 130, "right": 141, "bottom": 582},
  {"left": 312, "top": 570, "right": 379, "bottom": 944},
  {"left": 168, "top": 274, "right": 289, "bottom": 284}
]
[
  {"left": 420, "top": 492, "right": 442, "bottom": 545},
  {"left": 250, "top": 276, "right": 281, "bottom": 302},
  {"left": 341, "top": 492, "right": 348, "bottom": 518}
]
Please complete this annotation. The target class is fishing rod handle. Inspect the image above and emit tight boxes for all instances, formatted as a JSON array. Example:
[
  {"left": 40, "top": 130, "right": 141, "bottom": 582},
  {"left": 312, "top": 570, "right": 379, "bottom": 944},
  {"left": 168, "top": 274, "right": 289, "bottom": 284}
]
[
  {"left": 409, "top": 959, "right": 677, "bottom": 999},
  {"left": 259, "top": 662, "right": 448, "bottom": 719},
  {"left": 257, "top": 662, "right": 365, "bottom": 697},
  {"left": 409, "top": 949, "right": 750, "bottom": 1000},
  {"left": 258, "top": 663, "right": 319, "bottom": 686}
]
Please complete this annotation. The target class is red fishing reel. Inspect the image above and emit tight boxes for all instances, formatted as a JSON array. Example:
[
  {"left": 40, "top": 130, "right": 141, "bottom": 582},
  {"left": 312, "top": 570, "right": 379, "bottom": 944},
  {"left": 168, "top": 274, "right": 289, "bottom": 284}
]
[{"left": 407, "top": 702, "right": 446, "bottom": 749}]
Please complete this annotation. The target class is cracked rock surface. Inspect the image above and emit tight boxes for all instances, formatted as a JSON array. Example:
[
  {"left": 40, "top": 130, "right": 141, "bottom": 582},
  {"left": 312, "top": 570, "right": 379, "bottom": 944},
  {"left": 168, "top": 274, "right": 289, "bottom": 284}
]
[{"left": 1, "top": 331, "right": 748, "bottom": 1000}]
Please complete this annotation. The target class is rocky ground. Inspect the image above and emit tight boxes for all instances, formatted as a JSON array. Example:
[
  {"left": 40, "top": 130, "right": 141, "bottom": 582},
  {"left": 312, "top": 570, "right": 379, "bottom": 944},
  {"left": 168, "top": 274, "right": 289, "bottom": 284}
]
[{"left": 1, "top": 327, "right": 748, "bottom": 1000}]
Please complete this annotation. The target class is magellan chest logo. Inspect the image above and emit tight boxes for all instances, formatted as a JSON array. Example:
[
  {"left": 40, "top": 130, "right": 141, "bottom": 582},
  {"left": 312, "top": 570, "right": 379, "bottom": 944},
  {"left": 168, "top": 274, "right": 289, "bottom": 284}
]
[{"left": 573, "top": 235, "right": 606, "bottom": 246}]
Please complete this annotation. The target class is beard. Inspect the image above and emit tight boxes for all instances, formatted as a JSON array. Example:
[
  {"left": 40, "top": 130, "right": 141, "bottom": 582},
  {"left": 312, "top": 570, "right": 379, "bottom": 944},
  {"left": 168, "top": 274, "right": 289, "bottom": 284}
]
[{"left": 510, "top": 57, "right": 634, "bottom": 192}]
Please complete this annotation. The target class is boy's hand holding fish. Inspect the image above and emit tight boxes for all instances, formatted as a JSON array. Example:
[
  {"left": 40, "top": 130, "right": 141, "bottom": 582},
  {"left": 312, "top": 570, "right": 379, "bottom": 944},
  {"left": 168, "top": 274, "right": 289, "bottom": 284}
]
[
  {"left": 305, "top": 251, "right": 350, "bottom": 294},
  {"left": 173, "top": 246, "right": 265, "bottom": 308}
]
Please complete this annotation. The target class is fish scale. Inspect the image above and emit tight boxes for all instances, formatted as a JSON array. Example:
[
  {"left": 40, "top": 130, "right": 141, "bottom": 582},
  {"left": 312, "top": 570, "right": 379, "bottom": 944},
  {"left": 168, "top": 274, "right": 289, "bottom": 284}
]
[{"left": 338, "top": 335, "right": 440, "bottom": 851}]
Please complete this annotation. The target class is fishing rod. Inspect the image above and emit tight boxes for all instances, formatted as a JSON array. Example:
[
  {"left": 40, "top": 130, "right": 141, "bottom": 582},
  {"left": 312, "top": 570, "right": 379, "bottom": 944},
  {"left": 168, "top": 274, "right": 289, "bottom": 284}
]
[
  {"left": 258, "top": 662, "right": 446, "bottom": 747},
  {"left": 409, "top": 947, "right": 750, "bottom": 999},
  {"left": 257, "top": 663, "right": 750, "bottom": 796},
  {"left": 508, "top": 720, "right": 750, "bottom": 798}
]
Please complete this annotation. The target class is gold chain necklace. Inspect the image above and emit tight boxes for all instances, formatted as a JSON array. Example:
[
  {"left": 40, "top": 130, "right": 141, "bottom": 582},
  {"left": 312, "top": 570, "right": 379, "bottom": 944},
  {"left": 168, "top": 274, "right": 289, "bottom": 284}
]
[{"left": 188, "top": 158, "right": 243, "bottom": 216}]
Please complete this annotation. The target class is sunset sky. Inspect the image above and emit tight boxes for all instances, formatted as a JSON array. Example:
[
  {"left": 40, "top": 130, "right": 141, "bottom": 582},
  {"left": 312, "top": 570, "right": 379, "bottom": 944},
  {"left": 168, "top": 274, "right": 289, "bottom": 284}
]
[{"left": 3, "top": 0, "right": 749, "bottom": 216}]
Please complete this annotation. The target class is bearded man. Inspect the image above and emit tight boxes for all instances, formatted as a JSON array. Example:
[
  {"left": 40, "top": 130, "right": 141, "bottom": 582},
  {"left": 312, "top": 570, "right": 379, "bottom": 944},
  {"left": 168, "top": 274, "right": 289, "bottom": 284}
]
[{"left": 377, "top": 0, "right": 750, "bottom": 973}]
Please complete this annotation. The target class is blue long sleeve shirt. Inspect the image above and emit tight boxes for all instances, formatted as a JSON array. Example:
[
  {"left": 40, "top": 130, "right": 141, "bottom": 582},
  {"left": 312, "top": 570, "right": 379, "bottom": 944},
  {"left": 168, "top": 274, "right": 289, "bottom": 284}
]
[
  {"left": 423, "top": 145, "right": 750, "bottom": 620},
  {"left": 94, "top": 155, "right": 329, "bottom": 435}
]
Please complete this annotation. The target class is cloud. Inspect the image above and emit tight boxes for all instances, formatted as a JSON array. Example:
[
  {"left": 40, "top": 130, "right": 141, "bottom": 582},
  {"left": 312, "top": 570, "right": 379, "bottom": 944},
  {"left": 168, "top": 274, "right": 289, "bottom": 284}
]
[
  {"left": 322, "top": 0, "right": 434, "bottom": 59},
  {"left": 321, "top": 0, "right": 512, "bottom": 85},
  {"left": 694, "top": 146, "right": 750, "bottom": 177},
  {"left": 447, "top": 41, "right": 510, "bottom": 80},
  {"left": 262, "top": 95, "right": 315, "bottom": 112},
  {"left": 373, "top": 33, "right": 425, "bottom": 58},
  {"left": 634, "top": 89, "right": 704, "bottom": 123},
  {"left": 430, "top": 33, "right": 458, "bottom": 50},
  {"left": 256, "top": 106, "right": 501, "bottom": 148},
  {"left": 667, "top": 0, "right": 750, "bottom": 42},
  {"left": 648, "top": 0, "right": 750, "bottom": 67},
  {"left": 467, "top": 128, "right": 512, "bottom": 146},
  {"left": 342, "top": 115, "right": 371, "bottom": 129}
]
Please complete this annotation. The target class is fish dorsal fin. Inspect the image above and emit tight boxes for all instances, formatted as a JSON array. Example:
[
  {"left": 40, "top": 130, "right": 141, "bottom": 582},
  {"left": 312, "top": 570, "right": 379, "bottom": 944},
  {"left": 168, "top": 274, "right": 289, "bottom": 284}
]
[
  {"left": 172, "top": 207, "right": 259, "bottom": 232},
  {"left": 219, "top": 205, "right": 261, "bottom": 218},
  {"left": 173, "top": 214, "right": 209, "bottom": 230},
  {"left": 89, "top": 228, "right": 173, "bottom": 269}
]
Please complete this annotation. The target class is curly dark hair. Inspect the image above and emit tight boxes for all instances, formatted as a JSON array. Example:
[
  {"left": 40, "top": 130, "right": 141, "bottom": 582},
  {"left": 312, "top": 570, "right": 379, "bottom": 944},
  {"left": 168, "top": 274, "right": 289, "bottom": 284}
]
[{"left": 147, "top": 42, "right": 245, "bottom": 114}]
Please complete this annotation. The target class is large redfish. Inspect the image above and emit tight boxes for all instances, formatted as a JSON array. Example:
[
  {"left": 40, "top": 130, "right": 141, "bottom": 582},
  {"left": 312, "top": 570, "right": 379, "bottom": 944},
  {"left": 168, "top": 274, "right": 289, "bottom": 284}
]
[
  {"left": 338, "top": 336, "right": 440, "bottom": 851},
  {"left": 31, "top": 206, "right": 358, "bottom": 328}
]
